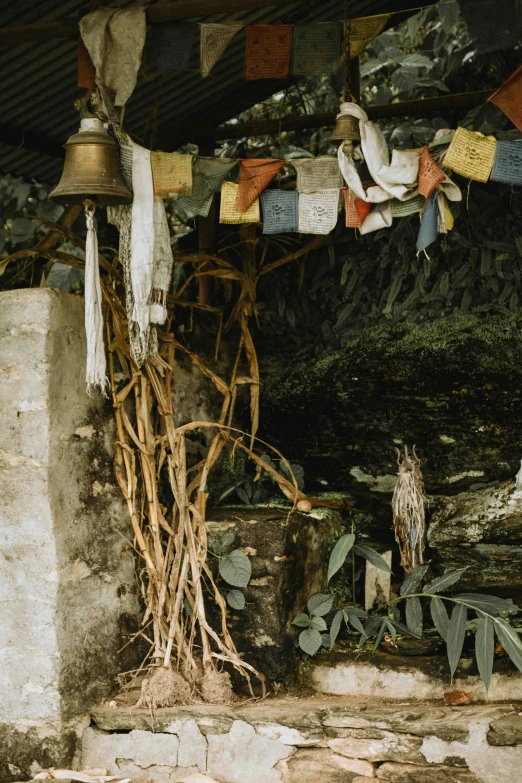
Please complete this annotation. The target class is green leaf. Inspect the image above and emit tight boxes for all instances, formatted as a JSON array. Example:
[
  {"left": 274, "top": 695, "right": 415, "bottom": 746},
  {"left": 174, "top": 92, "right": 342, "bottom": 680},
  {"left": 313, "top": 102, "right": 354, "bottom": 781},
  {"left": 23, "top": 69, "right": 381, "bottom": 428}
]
[
  {"left": 292, "top": 612, "right": 311, "bottom": 628},
  {"left": 328, "top": 534, "right": 355, "bottom": 582},
  {"left": 219, "top": 550, "right": 252, "bottom": 587},
  {"left": 226, "top": 589, "right": 245, "bottom": 610},
  {"left": 423, "top": 568, "right": 466, "bottom": 594},
  {"left": 373, "top": 619, "right": 388, "bottom": 651},
  {"left": 401, "top": 564, "right": 430, "bottom": 595},
  {"left": 345, "top": 608, "right": 365, "bottom": 634},
  {"left": 220, "top": 531, "right": 235, "bottom": 547},
  {"left": 440, "top": 0, "right": 460, "bottom": 33},
  {"left": 321, "top": 634, "right": 331, "bottom": 647},
  {"left": 476, "top": 615, "right": 494, "bottom": 692},
  {"left": 299, "top": 628, "right": 323, "bottom": 656},
  {"left": 310, "top": 616, "right": 328, "bottom": 632},
  {"left": 329, "top": 610, "right": 343, "bottom": 647},
  {"left": 402, "top": 53, "right": 433, "bottom": 69},
  {"left": 405, "top": 596, "right": 423, "bottom": 637},
  {"left": 430, "top": 596, "right": 449, "bottom": 641},
  {"left": 354, "top": 544, "right": 391, "bottom": 572},
  {"left": 454, "top": 594, "right": 514, "bottom": 616},
  {"left": 358, "top": 615, "right": 381, "bottom": 646},
  {"left": 307, "top": 593, "right": 334, "bottom": 617},
  {"left": 447, "top": 603, "right": 467, "bottom": 676},
  {"left": 389, "top": 617, "right": 421, "bottom": 639},
  {"left": 494, "top": 618, "right": 522, "bottom": 674}
]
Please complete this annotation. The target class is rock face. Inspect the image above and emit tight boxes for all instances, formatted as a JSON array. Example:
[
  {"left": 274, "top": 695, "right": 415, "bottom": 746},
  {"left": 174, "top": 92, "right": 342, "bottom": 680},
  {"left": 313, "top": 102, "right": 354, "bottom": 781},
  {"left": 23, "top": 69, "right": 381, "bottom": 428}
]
[
  {"left": 428, "top": 481, "right": 522, "bottom": 594},
  {"left": 84, "top": 699, "right": 522, "bottom": 783},
  {"left": 0, "top": 289, "right": 141, "bottom": 781},
  {"left": 205, "top": 505, "right": 341, "bottom": 683}
]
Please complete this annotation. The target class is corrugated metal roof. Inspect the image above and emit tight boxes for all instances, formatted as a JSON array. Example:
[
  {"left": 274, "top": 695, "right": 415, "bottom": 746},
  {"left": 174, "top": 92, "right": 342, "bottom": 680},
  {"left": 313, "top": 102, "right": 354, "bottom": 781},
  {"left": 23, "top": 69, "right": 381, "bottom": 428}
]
[{"left": 0, "top": 0, "right": 423, "bottom": 184}]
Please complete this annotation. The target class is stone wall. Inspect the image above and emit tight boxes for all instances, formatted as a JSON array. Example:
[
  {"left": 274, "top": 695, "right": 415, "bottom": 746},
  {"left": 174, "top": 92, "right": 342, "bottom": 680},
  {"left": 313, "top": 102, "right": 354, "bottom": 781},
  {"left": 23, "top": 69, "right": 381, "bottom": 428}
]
[
  {"left": 0, "top": 289, "right": 141, "bottom": 780},
  {"left": 84, "top": 700, "right": 522, "bottom": 783}
]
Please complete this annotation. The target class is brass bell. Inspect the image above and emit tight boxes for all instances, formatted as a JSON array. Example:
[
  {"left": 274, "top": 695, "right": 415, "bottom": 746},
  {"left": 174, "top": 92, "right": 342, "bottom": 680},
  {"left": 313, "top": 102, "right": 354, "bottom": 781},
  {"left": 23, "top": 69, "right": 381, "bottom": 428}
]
[
  {"left": 50, "top": 117, "right": 132, "bottom": 206},
  {"left": 330, "top": 112, "right": 361, "bottom": 143}
]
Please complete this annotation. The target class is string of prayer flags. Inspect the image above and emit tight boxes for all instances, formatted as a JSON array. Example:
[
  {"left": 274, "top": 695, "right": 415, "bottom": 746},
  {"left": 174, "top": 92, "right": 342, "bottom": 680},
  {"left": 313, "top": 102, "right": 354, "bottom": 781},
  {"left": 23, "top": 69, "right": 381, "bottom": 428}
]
[
  {"left": 292, "top": 22, "right": 341, "bottom": 76},
  {"left": 151, "top": 152, "right": 193, "bottom": 196},
  {"left": 390, "top": 194, "right": 424, "bottom": 217},
  {"left": 343, "top": 188, "right": 370, "bottom": 228},
  {"left": 261, "top": 190, "right": 299, "bottom": 234},
  {"left": 460, "top": 0, "right": 520, "bottom": 54},
  {"left": 292, "top": 158, "right": 342, "bottom": 193},
  {"left": 147, "top": 22, "right": 196, "bottom": 73},
  {"left": 176, "top": 156, "right": 236, "bottom": 215},
  {"left": 344, "top": 15, "right": 391, "bottom": 59},
  {"left": 489, "top": 65, "right": 522, "bottom": 133},
  {"left": 490, "top": 140, "right": 522, "bottom": 185},
  {"left": 443, "top": 127, "right": 496, "bottom": 183},
  {"left": 418, "top": 146, "right": 445, "bottom": 199},
  {"left": 236, "top": 158, "right": 286, "bottom": 212},
  {"left": 200, "top": 23, "right": 243, "bottom": 77},
  {"left": 417, "top": 192, "right": 438, "bottom": 256},
  {"left": 245, "top": 25, "right": 292, "bottom": 80},
  {"left": 298, "top": 190, "right": 339, "bottom": 235},
  {"left": 220, "top": 182, "right": 260, "bottom": 224}
]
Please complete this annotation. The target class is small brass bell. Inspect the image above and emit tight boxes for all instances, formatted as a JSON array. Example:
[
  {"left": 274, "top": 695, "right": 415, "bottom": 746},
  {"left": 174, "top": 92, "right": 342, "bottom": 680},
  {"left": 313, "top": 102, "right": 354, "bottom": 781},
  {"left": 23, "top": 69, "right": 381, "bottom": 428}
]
[
  {"left": 330, "top": 112, "right": 361, "bottom": 143},
  {"left": 50, "top": 117, "right": 132, "bottom": 206}
]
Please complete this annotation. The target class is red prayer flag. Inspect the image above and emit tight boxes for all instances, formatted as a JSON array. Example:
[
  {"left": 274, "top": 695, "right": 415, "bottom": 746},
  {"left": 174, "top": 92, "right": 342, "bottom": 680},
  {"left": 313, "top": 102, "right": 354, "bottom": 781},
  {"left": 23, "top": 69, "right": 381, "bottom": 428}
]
[
  {"left": 489, "top": 64, "right": 522, "bottom": 132},
  {"left": 343, "top": 188, "right": 370, "bottom": 228},
  {"left": 245, "top": 25, "right": 292, "bottom": 80},
  {"left": 418, "top": 146, "right": 445, "bottom": 199},
  {"left": 236, "top": 159, "right": 285, "bottom": 212}
]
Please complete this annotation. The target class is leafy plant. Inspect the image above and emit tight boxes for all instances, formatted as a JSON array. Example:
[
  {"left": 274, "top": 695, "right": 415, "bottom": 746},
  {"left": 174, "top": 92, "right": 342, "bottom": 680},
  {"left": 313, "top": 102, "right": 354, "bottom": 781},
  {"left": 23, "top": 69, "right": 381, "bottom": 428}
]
[{"left": 211, "top": 531, "right": 251, "bottom": 609}]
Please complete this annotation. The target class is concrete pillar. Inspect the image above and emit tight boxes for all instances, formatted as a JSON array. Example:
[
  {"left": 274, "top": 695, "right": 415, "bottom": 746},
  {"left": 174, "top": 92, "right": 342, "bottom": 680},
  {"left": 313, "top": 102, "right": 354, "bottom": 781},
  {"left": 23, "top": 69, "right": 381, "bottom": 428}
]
[{"left": 0, "top": 289, "right": 140, "bottom": 780}]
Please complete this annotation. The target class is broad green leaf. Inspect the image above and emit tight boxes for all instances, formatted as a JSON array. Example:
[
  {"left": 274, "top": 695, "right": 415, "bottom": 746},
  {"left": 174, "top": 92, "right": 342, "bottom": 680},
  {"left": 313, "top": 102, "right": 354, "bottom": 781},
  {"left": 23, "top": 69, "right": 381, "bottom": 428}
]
[
  {"left": 321, "top": 634, "right": 331, "bottom": 647},
  {"left": 345, "top": 609, "right": 365, "bottom": 634},
  {"left": 447, "top": 603, "right": 467, "bottom": 676},
  {"left": 402, "top": 53, "right": 434, "bottom": 69},
  {"left": 328, "top": 534, "right": 355, "bottom": 581},
  {"left": 430, "top": 596, "right": 449, "bottom": 641},
  {"left": 405, "top": 596, "right": 424, "bottom": 637},
  {"left": 354, "top": 544, "right": 391, "bottom": 572},
  {"left": 454, "top": 594, "right": 514, "bottom": 616},
  {"left": 494, "top": 618, "right": 522, "bottom": 674},
  {"left": 220, "top": 531, "right": 235, "bottom": 547},
  {"left": 423, "top": 568, "right": 467, "bottom": 594},
  {"left": 310, "top": 616, "right": 328, "bottom": 632},
  {"left": 359, "top": 615, "right": 381, "bottom": 647},
  {"left": 439, "top": 0, "right": 459, "bottom": 33},
  {"left": 386, "top": 620, "right": 397, "bottom": 640},
  {"left": 329, "top": 610, "right": 343, "bottom": 647},
  {"left": 389, "top": 617, "right": 421, "bottom": 639},
  {"left": 226, "top": 589, "right": 245, "bottom": 610},
  {"left": 219, "top": 550, "right": 252, "bottom": 587},
  {"left": 308, "top": 593, "right": 334, "bottom": 617},
  {"left": 401, "top": 564, "right": 430, "bottom": 595},
  {"left": 373, "top": 619, "right": 388, "bottom": 651},
  {"left": 476, "top": 615, "right": 494, "bottom": 692},
  {"left": 299, "top": 628, "right": 322, "bottom": 656},
  {"left": 292, "top": 612, "right": 311, "bottom": 628}
]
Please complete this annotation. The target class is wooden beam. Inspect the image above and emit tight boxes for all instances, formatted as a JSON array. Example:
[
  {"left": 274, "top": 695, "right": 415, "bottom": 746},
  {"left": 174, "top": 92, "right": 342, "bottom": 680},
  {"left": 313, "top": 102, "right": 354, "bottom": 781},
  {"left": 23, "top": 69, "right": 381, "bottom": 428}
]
[
  {"left": 214, "top": 89, "right": 496, "bottom": 138},
  {"left": 0, "top": 0, "right": 295, "bottom": 46}
]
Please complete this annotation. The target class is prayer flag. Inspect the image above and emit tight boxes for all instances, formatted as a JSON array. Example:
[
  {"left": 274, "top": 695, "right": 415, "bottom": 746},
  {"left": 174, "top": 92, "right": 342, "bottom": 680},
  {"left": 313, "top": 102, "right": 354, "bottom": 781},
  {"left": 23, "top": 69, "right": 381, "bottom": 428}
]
[
  {"left": 245, "top": 25, "right": 292, "bottom": 80},
  {"left": 200, "top": 23, "right": 243, "bottom": 77},
  {"left": 417, "top": 192, "right": 438, "bottom": 255},
  {"left": 237, "top": 159, "right": 285, "bottom": 212},
  {"left": 418, "top": 146, "right": 445, "bottom": 199},
  {"left": 443, "top": 127, "right": 496, "bottom": 183},
  {"left": 490, "top": 140, "right": 522, "bottom": 185},
  {"left": 220, "top": 182, "right": 260, "bottom": 224},
  {"left": 151, "top": 152, "right": 193, "bottom": 196},
  {"left": 292, "top": 22, "right": 341, "bottom": 76},
  {"left": 292, "top": 158, "right": 342, "bottom": 193},
  {"left": 344, "top": 15, "right": 391, "bottom": 59},
  {"left": 176, "top": 157, "right": 236, "bottom": 215},
  {"left": 390, "top": 195, "right": 424, "bottom": 217},
  {"left": 298, "top": 190, "right": 339, "bottom": 234},
  {"left": 343, "top": 188, "right": 370, "bottom": 228},
  {"left": 489, "top": 65, "right": 522, "bottom": 133},
  {"left": 148, "top": 23, "right": 196, "bottom": 73},
  {"left": 261, "top": 190, "right": 299, "bottom": 234}
]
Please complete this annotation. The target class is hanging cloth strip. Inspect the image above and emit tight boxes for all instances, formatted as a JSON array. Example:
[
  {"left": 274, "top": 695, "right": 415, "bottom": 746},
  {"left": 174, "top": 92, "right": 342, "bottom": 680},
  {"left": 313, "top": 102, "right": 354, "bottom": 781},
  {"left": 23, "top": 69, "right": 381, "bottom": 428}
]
[
  {"left": 79, "top": 6, "right": 147, "bottom": 107},
  {"left": 84, "top": 203, "right": 107, "bottom": 393},
  {"left": 236, "top": 158, "right": 285, "bottom": 212},
  {"left": 337, "top": 103, "right": 420, "bottom": 203}
]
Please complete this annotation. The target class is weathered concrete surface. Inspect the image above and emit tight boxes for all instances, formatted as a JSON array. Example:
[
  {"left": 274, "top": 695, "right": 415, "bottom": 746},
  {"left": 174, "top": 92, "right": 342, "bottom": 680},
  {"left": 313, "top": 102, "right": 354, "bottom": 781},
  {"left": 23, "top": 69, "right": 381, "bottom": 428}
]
[
  {"left": 0, "top": 289, "right": 140, "bottom": 780},
  {"left": 428, "top": 481, "right": 522, "bottom": 594},
  {"left": 84, "top": 699, "right": 522, "bottom": 783},
  {"left": 206, "top": 506, "right": 341, "bottom": 683}
]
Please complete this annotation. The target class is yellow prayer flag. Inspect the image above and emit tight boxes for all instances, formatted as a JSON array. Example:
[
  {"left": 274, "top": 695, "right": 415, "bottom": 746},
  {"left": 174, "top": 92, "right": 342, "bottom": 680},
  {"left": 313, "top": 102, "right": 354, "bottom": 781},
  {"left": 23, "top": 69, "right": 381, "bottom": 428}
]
[
  {"left": 151, "top": 151, "right": 193, "bottom": 196},
  {"left": 443, "top": 127, "right": 496, "bottom": 183},
  {"left": 219, "top": 182, "right": 260, "bottom": 224},
  {"left": 344, "top": 15, "right": 391, "bottom": 59}
]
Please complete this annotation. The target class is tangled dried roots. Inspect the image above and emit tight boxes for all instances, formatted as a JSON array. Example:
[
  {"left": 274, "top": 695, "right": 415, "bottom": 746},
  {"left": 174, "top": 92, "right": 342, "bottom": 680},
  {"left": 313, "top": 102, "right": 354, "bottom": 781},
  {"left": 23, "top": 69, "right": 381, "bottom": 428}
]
[
  {"left": 200, "top": 669, "right": 235, "bottom": 704},
  {"left": 137, "top": 666, "right": 193, "bottom": 708}
]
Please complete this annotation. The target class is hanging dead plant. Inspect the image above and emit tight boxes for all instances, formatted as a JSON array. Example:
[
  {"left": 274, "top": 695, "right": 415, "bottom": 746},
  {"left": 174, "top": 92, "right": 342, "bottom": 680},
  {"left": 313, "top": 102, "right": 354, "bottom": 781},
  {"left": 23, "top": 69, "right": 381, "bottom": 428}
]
[{"left": 392, "top": 445, "right": 427, "bottom": 573}]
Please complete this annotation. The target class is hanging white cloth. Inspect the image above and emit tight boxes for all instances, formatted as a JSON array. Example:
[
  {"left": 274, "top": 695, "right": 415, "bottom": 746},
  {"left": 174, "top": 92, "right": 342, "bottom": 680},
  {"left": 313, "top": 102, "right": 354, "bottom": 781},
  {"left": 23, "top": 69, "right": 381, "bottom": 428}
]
[
  {"left": 84, "top": 204, "right": 107, "bottom": 393},
  {"left": 337, "top": 102, "right": 420, "bottom": 204},
  {"left": 130, "top": 142, "right": 155, "bottom": 335},
  {"left": 79, "top": 6, "right": 147, "bottom": 107}
]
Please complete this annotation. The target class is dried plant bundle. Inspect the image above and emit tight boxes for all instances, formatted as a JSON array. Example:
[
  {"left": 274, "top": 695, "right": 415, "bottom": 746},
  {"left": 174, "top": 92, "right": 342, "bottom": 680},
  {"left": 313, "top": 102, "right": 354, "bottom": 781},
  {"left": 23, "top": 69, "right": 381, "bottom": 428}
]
[{"left": 392, "top": 446, "right": 427, "bottom": 573}]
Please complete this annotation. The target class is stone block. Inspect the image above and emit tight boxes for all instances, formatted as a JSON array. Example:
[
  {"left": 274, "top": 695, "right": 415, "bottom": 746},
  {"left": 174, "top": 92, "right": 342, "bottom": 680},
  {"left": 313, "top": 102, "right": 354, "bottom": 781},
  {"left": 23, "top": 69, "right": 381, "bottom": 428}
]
[
  {"left": 488, "top": 714, "right": 522, "bottom": 745},
  {"left": 376, "top": 763, "right": 479, "bottom": 783},
  {"left": 81, "top": 727, "right": 179, "bottom": 781},
  {"left": 206, "top": 719, "right": 292, "bottom": 783},
  {"left": 0, "top": 290, "right": 140, "bottom": 780},
  {"left": 281, "top": 748, "right": 376, "bottom": 782},
  {"left": 205, "top": 506, "right": 341, "bottom": 682},
  {"left": 328, "top": 729, "right": 424, "bottom": 764}
]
